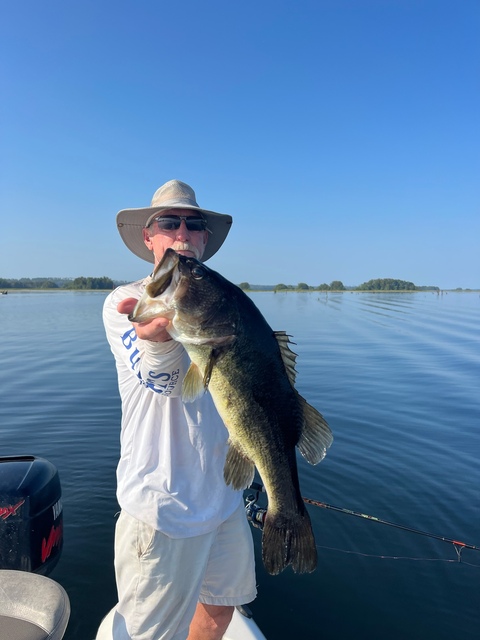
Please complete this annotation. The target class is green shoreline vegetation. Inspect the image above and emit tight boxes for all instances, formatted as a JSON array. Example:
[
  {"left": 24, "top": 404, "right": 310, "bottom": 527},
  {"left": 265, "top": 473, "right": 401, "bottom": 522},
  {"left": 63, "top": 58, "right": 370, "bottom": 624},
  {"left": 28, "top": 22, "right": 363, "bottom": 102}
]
[
  {"left": 0, "top": 277, "right": 116, "bottom": 291},
  {"left": 1, "top": 277, "right": 477, "bottom": 294},
  {"left": 240, "top": 279, "right": 477, "bottom": 293}
]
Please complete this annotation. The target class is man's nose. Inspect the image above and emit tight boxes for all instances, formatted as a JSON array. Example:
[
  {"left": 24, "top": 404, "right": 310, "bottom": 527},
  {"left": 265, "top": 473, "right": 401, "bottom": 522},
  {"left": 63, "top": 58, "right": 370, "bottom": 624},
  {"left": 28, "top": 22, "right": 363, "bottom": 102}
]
[{"left": 175, "top": 220, "right": 191, "bottom": 240}]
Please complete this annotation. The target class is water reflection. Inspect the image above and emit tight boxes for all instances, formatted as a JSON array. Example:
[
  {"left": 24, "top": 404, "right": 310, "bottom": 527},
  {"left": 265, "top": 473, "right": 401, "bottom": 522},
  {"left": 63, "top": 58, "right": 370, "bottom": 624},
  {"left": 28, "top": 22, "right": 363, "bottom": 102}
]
[{"left": 1, "top": 291, "right": 479, "bottom": 640}]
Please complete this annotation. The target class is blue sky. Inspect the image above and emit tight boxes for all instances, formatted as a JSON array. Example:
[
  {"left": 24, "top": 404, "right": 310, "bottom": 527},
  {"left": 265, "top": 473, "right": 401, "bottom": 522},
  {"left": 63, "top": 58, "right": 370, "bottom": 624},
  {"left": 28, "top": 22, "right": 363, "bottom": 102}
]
[{"left": 1, "top": 0, "right": 478, "bottom": 289}]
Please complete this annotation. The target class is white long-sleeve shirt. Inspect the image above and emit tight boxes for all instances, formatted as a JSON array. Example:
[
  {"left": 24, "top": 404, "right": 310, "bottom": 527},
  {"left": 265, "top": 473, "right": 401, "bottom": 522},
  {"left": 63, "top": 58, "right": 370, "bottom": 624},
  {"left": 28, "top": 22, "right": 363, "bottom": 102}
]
[{"left": 103, "top": 277, "right": 241, "bottom": 538}]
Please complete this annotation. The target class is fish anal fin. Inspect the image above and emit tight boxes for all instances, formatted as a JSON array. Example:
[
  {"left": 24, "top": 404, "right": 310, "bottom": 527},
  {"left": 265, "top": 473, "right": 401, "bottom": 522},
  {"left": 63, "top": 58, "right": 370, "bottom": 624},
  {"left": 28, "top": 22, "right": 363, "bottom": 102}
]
[
  {"left": 296, "top": 393, "right": 333, "bottom": 465},
  {"left": 274, "top": 331, "right": 298, "bottom": 385},
  {"left": 182, "top": 363, "right": 206, "bottom": 402},
  {"left": 224, "top": 441, "right": 255, "bottom": 490}
]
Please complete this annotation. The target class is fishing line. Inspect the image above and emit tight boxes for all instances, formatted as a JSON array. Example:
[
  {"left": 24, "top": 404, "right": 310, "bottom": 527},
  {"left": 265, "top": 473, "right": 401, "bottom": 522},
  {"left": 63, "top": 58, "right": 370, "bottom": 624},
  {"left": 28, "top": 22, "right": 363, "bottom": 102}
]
[
  {"left": 316, "top": 545, "right": 462, "bottom": 563},
  {"left": 245, "top": 482, "right": 480, "bottom": 565},
  {"left": 315, "top": 545, "right": 480, "bottom": 567}
]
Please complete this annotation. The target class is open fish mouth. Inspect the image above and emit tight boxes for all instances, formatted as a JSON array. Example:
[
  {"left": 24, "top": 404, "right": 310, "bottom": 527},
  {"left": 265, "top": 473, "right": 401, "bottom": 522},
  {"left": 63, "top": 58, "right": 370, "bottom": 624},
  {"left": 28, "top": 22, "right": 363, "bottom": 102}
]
[
  {"left": 128, "top": 249, "right": 181, "bottom": 323},
  {"left": 153, "top": 248, "right": 180, "bottom": 279},
  {"left": 146, "top": 249, "right": 182, "bottom": 297},
  {"left": 145, "top": 267, "right": 175, "bottom": 299}
]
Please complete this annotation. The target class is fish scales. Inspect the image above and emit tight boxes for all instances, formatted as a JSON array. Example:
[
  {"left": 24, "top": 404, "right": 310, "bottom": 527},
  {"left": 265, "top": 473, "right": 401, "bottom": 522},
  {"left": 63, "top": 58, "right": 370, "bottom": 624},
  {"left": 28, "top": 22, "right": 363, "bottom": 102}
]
[{"left": 130, "top": 248, "right": 333, "bottom": 575}]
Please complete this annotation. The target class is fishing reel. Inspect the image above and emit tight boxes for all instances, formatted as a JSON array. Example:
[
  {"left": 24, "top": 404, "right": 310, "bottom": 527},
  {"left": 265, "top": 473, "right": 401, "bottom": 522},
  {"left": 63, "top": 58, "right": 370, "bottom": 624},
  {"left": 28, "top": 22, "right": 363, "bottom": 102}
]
[{"left": 245, "top": 482, "right": 267, "bottom": 531}]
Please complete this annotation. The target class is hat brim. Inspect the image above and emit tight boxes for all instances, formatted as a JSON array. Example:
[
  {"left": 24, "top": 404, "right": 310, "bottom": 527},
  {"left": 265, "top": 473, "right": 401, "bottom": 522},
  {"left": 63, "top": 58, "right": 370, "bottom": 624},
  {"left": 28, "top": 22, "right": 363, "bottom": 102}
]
[{"left": 116, "top": 204, "right": 233, "bottom": 263}]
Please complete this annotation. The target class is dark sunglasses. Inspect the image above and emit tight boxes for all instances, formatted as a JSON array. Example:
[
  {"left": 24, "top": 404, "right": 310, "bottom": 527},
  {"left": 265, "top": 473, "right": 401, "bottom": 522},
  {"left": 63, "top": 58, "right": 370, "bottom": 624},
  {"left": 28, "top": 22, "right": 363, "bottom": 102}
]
[{"left": 152, "top": 215, "right": 208, "bottom": 232}]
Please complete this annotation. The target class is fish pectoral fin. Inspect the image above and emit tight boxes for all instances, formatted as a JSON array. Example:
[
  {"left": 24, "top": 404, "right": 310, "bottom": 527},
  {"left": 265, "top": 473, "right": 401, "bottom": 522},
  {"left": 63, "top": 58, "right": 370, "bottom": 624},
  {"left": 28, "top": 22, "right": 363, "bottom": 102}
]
[
  {"left": 274, "top": 331, "right": 298, "bottom": 385},
  {"left": 182, "top": 363, "right": 206, "bottom": 402},
  {"left": 202, "top": 351, "right": 216, "bottom": 389},
  {"left": 202, "top": 344, "right": 231, "bottom": 387},
  {"left": 224, "top": 441, "right": 255, "bottom": 490},
  {"left": 183, "top": 343, "right": 233, "bottom": 401},
  {"left": 296, "top": 393, "right": 334, "bottom": 465}
]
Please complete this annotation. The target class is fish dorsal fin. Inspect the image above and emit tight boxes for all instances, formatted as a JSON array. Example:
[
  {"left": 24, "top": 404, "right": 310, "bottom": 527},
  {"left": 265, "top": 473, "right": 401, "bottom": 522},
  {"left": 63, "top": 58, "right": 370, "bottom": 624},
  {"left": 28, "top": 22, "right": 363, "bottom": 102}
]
[
  {"left": 296, "top": 392, "right": 333, "bottom": 465},
  {"left": 182, "top": 362, "right": 206, "bottom": 402},
  {"left": 274, "top": 331, "right": 297, "bottom": 385},
  {"left": 223, "top": 439, "right": 256, "bottom": 490}
]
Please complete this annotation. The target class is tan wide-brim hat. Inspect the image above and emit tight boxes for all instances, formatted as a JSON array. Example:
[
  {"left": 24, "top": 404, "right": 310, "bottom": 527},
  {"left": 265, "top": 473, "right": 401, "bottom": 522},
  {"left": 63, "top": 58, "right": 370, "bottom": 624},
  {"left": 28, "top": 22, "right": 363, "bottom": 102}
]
[{"left": 116, "top": 179, "right": 233, "bottom": 263}]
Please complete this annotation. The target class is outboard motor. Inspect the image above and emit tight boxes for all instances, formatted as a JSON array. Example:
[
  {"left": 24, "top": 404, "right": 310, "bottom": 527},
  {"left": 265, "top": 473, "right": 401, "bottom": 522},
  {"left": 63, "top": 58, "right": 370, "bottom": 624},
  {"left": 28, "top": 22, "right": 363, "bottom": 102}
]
[
  {"left": 0, "top": 455, "right": 63, "bottom": 575},
  {"left": 0, "top": 456, "right": 70, "bottom": 640}
]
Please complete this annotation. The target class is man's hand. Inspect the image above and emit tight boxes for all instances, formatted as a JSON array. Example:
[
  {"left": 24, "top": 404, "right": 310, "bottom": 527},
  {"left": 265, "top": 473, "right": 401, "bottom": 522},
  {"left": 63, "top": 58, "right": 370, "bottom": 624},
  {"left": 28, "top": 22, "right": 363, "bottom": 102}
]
[{"left": 117, "top": 298, "right": 172, "bottom": 343}]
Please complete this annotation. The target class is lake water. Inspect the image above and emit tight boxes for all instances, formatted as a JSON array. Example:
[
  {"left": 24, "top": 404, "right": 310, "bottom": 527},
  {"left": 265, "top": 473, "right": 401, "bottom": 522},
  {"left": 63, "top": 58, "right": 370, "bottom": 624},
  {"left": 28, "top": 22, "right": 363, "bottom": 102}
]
[{"left": 1, "top": 290, "right": 479, "bottom": 639}]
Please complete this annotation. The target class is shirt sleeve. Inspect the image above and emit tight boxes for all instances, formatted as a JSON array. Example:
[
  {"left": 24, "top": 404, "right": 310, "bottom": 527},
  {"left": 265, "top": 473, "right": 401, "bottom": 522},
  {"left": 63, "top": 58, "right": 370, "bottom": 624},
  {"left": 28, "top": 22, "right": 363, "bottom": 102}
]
[{"left": 102, "top": 284, "right": 188, "bottom": 398}]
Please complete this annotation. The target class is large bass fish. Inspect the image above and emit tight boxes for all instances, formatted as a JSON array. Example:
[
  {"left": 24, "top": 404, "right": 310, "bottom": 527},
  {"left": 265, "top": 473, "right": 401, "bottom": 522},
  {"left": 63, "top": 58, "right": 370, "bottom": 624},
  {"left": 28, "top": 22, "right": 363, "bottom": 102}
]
[{"left": 130, "top": 248, "right": 333, "bottom": 575}]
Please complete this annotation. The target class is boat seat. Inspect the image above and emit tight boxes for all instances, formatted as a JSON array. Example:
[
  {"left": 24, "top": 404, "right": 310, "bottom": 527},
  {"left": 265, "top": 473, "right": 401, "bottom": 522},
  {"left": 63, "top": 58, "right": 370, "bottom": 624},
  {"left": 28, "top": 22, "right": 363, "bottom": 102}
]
[{"left": 0, "top": 570, "right": 70, "bottom": 640}]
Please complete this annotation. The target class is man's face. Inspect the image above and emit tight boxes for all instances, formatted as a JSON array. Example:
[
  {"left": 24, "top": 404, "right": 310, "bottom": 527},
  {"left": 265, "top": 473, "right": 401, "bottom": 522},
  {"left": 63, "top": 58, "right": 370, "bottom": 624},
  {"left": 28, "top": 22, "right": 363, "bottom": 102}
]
[{"left": 143, "top": 208, "right": 209, "bottom": 265}]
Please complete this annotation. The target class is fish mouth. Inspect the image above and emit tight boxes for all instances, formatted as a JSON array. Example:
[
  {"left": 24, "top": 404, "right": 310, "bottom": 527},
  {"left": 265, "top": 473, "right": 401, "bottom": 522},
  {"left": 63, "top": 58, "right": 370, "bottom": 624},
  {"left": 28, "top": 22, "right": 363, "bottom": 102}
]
[
  {"left": 147, "top": 249, "right": 180, "bottom": 298},
  {"left": 156, "top": 247, "right": 181, "bottom": 275},
  {"left": 128, "top": 249, "right": 180, "bottom": 322}
]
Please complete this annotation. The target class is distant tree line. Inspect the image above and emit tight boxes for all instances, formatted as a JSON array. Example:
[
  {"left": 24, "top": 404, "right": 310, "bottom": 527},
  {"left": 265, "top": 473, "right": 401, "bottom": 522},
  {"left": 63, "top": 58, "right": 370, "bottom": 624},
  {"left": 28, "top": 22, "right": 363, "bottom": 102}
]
[
  {"left": 356, "top": 278, "right": 416, "bottom": 291},
  {"left": 273, "top": 280, "right": 347, "bottom": 292},
  {"left": 239, "top": 281, "right": 346, "bottom": 292},
  {"left": 0, "top": 277, "right": 115, "bottom": 290},
  {"left": 63, "top": 276, "right": 115, "bottom": 290},
  {"left": 355, "top": 278, "right": 439, "bottom": 291},
  {"left": 239, "top": 278, "right": 440, "bottom": 292},
  {"left": 3, "top": 276, "right": 441, "bottom": 293}
]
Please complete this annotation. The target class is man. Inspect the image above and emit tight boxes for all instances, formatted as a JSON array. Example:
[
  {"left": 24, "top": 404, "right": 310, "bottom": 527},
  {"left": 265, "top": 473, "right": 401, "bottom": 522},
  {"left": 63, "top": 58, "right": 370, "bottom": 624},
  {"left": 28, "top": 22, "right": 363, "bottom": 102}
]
[{"left": 97, "top": 180, "right": 257, "bottom": 640}]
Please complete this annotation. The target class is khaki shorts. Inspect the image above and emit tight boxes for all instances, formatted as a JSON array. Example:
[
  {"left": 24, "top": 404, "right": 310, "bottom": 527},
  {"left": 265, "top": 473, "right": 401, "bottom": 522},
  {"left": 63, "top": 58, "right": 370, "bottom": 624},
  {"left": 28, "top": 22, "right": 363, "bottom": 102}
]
[{"left": 96, "top": 503, "right": 257, "bottom": 640}]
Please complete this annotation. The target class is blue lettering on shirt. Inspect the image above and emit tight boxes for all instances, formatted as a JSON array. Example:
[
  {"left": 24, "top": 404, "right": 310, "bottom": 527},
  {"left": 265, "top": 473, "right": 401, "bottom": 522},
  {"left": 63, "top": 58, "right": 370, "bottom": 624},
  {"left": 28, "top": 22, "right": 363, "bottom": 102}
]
[{"left": 120, "top": 328, "right": 180, "bottom": 395}]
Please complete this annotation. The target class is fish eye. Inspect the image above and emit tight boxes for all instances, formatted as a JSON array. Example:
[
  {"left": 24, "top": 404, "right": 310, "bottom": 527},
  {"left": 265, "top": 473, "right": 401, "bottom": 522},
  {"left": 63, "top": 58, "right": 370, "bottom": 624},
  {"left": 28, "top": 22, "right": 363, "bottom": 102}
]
[{"left": 191, "top": 265, "right": 205, "bottom": 280}]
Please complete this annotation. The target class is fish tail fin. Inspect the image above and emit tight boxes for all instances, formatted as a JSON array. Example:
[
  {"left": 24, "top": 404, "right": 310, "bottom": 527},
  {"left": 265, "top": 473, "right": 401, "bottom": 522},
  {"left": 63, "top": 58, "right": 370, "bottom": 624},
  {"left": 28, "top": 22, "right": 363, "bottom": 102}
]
[{"left": 262, "top": 509, "right": 317, "bottom": 575}]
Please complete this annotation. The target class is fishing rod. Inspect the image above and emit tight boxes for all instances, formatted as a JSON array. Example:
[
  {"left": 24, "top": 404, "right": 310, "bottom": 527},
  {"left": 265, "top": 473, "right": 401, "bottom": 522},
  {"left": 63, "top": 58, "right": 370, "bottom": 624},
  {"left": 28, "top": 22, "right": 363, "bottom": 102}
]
[{"left": 245, "top": 482, "right": 480, "bottom": 560}]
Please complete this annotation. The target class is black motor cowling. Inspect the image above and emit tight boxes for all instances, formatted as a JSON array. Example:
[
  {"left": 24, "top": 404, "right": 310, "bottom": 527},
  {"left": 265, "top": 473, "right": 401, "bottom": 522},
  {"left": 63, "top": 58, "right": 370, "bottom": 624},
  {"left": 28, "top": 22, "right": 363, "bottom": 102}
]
[{"left": 0, "top": 456, "right": 63, "bottom": 576}]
